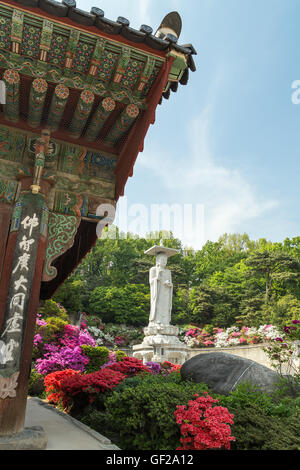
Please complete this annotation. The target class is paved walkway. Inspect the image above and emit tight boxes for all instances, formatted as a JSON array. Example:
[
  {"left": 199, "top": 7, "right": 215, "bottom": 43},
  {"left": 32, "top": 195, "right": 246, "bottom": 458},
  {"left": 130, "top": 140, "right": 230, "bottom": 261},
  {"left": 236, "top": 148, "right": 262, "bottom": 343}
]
[{"left": 24, "top": 397, "right": 120, "bottom": 450}]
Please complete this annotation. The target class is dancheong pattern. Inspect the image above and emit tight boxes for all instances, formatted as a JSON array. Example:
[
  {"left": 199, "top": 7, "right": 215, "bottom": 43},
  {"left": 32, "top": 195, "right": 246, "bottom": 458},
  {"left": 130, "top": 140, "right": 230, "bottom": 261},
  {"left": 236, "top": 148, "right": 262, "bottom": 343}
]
[
  {"left": 121, "top": 59, "right": 144, "bottom": 89},
  {"left": 48, "top": 32, "right": 68, "bottom": 65},
  {"left": 20, "top": 24, "right": 41, "bottom": 59},
  {"left": 0, "top": 17, "right": 11, "bottom": 51},
  {"left": 97, "top": 50, "right": 119, "bottom": 83},
  {"left": 0, "top": 178, "right": 18, "bottom": 204},
  {"left": 72, "top": 40, "right": 94, "bottom": 73}
]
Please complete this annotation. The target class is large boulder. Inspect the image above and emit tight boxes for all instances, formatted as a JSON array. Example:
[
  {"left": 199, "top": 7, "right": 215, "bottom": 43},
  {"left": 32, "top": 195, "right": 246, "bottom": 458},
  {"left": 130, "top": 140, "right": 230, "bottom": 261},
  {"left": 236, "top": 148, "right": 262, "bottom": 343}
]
[{"left": 181, "top": 352, "right": 282, "bottom": 395}]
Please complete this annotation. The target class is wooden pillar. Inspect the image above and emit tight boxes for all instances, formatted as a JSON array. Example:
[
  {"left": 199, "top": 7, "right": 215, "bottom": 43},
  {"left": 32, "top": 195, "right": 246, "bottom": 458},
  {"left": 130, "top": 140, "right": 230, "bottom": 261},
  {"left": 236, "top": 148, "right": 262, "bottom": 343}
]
[
  {"left": 0, "top": 185, "right": 49, "bottom": 436},
  {"left": 0, "top": 204, "right": 12, "bottom": 282}
]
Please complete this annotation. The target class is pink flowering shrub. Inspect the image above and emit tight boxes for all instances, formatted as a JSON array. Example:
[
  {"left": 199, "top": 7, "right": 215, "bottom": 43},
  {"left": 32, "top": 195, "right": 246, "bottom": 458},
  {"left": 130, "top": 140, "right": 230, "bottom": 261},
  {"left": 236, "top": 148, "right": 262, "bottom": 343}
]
[
  {"left": 33, "top": 315, "right": 96, "bottom": 375},
  {"left": 35, "top": 345, "right": 89, "bottom": 375},
  {"left": 184, "top": 324, "right": 284, "bottom": 348}
]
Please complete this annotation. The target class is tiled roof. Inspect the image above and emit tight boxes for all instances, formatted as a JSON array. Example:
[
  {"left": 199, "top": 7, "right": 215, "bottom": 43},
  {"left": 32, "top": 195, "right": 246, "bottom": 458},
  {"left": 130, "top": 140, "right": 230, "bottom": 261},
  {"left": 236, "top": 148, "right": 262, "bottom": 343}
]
[{"left": 13, "top": 0, "right": 197, "bottom": 99}]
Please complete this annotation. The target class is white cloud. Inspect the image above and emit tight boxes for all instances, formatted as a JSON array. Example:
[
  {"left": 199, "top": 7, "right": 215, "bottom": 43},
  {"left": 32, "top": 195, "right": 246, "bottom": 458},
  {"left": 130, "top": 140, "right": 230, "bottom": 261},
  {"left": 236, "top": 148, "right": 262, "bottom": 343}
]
[{"left": 136, "top": 103, "right": 278, "bottom": 249}]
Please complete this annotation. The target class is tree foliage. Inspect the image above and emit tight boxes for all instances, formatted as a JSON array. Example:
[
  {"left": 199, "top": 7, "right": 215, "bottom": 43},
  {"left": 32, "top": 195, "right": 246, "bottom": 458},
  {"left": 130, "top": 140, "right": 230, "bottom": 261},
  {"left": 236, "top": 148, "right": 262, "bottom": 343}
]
[{"left": 54, "top": 228, "right": 300, "bottom": 329}]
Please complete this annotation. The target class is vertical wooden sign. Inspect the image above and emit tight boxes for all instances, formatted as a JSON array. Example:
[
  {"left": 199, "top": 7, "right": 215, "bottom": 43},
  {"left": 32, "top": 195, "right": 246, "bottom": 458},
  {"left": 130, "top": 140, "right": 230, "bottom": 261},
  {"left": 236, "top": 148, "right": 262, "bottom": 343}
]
[{"left": 0, "top": 192, "right": 48, "bottom": 435}]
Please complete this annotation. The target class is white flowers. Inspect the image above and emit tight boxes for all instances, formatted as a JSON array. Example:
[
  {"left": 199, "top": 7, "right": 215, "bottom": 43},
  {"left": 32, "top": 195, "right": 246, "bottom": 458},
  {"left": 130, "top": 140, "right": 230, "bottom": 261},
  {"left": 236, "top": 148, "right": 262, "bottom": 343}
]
[
  {"left": 257, "top": 325, "right": 283, "bottom": 340},
  {"left": 184, "top": 324, "right": 285, "bottom": 349},
  {"left": 87, "top": 326, "right": 114, "bottom": 345},
  {"left": 214, "top": 332, "right": 229, "bottom": 348}
]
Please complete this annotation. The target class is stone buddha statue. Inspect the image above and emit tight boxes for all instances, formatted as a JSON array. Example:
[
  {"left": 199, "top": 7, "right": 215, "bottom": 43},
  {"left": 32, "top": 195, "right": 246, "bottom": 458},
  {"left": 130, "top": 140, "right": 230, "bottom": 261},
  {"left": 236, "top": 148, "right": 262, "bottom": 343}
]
[{"left": 149, "top": 251, "right": 173, "bottom": 326}]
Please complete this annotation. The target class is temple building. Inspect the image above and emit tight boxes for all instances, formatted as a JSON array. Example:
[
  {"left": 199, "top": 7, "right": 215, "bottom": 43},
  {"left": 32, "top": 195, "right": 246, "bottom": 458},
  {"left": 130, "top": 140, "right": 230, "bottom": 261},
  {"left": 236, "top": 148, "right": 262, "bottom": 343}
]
[{"left": 0, "top": 0, "right": 196, "bottom": 444}]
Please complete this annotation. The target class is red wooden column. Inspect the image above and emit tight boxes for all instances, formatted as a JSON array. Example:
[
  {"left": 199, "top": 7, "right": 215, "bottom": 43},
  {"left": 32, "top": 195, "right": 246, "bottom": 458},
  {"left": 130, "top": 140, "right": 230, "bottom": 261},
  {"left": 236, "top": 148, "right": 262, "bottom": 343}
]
[
  {"left": 0, "top": 204, "right": 12, "bottom": 282},
  {"left": 0, "top": 179, "right": 50, "bottom": 437}
]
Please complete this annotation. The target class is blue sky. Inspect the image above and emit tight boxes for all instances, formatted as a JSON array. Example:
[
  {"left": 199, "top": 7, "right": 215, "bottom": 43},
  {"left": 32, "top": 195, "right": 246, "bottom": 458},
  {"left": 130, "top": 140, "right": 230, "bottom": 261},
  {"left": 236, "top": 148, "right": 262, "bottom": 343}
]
[{"left": 77, "top": 0, "right": 300, "bottom": 249}]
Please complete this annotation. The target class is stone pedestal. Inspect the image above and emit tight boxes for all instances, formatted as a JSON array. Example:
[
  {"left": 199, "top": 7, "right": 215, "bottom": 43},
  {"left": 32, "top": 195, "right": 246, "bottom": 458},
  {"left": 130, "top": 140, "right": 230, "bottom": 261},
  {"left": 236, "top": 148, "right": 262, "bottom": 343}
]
[
  {"left": 133, "top": 324, "right": 188, "bottom": 365},
  {"left": 0, "top": 426, "right": 47, "bottom": 450}
]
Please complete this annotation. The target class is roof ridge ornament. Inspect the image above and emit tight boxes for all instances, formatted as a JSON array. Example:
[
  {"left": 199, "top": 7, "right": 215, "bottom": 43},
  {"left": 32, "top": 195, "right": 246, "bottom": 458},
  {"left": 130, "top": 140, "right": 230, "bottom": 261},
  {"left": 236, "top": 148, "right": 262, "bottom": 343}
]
[{"left": 155, "top": 11, "right": 182, "bottom": 41}]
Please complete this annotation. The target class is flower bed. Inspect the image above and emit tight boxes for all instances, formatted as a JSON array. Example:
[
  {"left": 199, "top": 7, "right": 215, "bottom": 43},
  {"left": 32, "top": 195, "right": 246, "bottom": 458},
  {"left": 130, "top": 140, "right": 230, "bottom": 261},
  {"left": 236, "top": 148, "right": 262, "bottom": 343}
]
[
  {"left": 182, "top": 324, "right": 284, "bottom": 349},
  {"left": 28, "top": 304, "right": 300, "bottom": 451},
  {"left": 83, "top": 314, "right": 144, "bottom": 347}
]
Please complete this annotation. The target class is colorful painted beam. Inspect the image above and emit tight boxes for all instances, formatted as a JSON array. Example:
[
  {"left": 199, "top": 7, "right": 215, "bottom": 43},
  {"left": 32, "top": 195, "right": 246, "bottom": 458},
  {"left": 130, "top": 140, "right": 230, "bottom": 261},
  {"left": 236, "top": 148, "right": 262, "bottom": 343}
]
[
  {"left": 85, "top": 97, "right": 116, "bottom": 142},
  {"left": 68, "top": 89, "right": 95, "bottom": 139},
  {"left": 28, "top": 78, "right": 48, "bottom": 128},
  {"left": 46, "top": 83, "right": 69, "bottom": 131},
  {"left": 2, "top": 69, "right": 20, "bottom": 123},
  {"left": 103, "top": 104, "right": 140, "bottom": 147}
]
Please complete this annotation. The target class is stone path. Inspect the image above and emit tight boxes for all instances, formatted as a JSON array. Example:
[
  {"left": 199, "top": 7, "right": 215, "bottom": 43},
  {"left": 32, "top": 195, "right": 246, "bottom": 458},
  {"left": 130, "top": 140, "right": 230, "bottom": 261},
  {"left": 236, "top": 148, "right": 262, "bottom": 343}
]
[{"left": 24, "top": 397, "right": 120, "bottom": 450}]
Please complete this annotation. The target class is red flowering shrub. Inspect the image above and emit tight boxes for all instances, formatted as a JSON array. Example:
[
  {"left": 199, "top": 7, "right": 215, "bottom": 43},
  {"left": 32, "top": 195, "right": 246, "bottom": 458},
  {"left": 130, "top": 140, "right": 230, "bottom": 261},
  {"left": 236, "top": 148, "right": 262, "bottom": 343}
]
[
  {"left": 174, "top": 393, "right": 235, "bottom": 450},
  {"left": 106, "top": 356, "right": 152, "bottom": 377},
  {"left": 60, "top": 368, "right": 126, "bottom": 406},
  {"left": 161, "top": 361, "right": 182, "bottom": 374},
  {"left": 44, "top": 369, "right": 80, "bottom": 406}
]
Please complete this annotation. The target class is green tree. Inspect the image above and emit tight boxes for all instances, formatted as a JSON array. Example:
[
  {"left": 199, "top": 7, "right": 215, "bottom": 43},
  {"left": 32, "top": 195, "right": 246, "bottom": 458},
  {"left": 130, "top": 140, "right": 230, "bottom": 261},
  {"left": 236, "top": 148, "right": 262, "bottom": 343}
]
[
  {"left": 89, "top": 284, "right": 150, "bottom": 326},
  {"left": 53, "top": 279, "right": 84, "bottom": 313},
  {"left": 193, "top": 234, "right": 250, "bottom": 284},
  {"left": 272, "top": 294, "right": 300, "bottom": 328},
  {"left": 188, "top": 285, "right": 237, "bottom": 327},
  {"left": 244, "top": 251, "right": 300, "bottom": 302}
]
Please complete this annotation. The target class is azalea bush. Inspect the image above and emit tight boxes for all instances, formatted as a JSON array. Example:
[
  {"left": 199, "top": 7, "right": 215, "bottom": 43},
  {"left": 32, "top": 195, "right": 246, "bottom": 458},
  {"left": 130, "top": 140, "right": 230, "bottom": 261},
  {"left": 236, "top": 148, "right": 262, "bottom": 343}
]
[
  {"left": 35, "top": 344, "right": 90, "bottom": 375},
  {"left": 44, "top": 369, "right": 80, "bottom": 409},
  {"left": 44, "top": 368, "right": 125, "bottom": 411},
  {"left": 43, "top": 356, "right": 154, "bottom": 416},
  {"left": 58, "top": 368, "right": 126, "bottom": 410},
  {"left": 145, "top": 361, "right": 182, "bottom": 375},
  {"left": 33, "top": 320, "right": 97, "bottom": 376},
  {"left": 174, "top": 392, "right": 235, "bottom": 450},
  {"left": 183, "top": 324, "right": 284, "bottom": 349},
  {"left": 104, "top": 356, "right": 152, "bottom": 377}
]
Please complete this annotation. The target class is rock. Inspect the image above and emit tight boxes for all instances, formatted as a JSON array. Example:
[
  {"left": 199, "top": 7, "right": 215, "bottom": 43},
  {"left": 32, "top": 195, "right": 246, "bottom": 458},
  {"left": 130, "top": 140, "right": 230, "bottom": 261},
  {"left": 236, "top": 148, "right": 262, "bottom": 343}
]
[{"left": 181, "top": 352, "right": 282, "bottom": 395}]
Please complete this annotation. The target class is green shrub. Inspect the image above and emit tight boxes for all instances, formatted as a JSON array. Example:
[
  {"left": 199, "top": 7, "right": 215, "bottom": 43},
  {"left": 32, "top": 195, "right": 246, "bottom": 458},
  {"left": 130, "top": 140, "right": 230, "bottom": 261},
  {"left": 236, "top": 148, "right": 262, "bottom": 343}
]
[
  {"left": 32, "top": 316, "right": 68, "bottom": 360},
  {"left": 217, "top": 382, "right": 300, "bottom": 450},
  {"left": 35, "top": 316, "right": 68, "bottom": 345},
  {"left": 113, "top": 371, "right": 184, "bottom": 395},
  {"left": 218, "top": 382, "right": 299, "bottom": 419},
  {"left": 115, "top": 350, "right": 127, "bottom": 362},
  {"left": 80, "top": 345, "right": 110, "bottom": 373},
  {"left": 225, "top": 402, "right": 300, "bottom": 450},
  {"left": 28, "top": 369, "right": 45, "bottom": 398},
  {"left": 39, "top": 299, "right": 68, "bottom": 321},
  {"left": 104, "top": 377, "right": 209, "bottom": 450}
]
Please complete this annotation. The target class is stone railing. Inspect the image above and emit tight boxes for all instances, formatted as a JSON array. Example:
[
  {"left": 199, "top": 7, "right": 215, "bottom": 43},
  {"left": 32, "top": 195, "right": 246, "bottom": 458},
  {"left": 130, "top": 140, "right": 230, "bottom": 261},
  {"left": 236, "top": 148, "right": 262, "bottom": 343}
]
[
  {"left": 187, "top": 343, "right": 274, "bottom": 369},
  {"left": 125, "top": 342, "right": 300, "bottom": 374}
]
